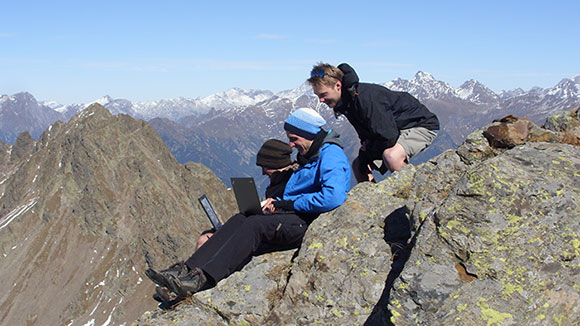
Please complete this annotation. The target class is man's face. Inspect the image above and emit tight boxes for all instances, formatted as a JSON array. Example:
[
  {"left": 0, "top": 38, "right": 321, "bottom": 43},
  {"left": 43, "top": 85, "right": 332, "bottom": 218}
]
[
  {"left": 312, "top": 81, "right": 342, "bottom": 108},
  {"left": 261, "top": 166, "right": 280, "bottom": 179},
  {"left": 286, "top": 131, "right": 313, "bottom": 155}
]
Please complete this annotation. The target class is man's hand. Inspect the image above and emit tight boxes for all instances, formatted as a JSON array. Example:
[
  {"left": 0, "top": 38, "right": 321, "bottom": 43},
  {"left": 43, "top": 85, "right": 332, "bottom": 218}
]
[{"left": 261, "top": 198, "right": 278, "bottom": 214}]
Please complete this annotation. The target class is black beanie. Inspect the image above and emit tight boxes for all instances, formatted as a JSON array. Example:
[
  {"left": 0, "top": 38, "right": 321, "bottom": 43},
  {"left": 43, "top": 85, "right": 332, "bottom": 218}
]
[{"left": 256, "top": 139, "right": 292, "bottom": 169}]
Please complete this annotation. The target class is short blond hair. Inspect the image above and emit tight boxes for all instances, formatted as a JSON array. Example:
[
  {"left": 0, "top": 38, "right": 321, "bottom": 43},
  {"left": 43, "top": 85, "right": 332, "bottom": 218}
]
[{"left": 307, "top": 62, "right": 343, "bottom": 87}]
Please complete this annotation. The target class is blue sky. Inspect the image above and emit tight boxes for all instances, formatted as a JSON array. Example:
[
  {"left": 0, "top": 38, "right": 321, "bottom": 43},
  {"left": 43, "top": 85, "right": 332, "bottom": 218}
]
[{"left": 1, "top": 0, "right": 579, "bottom": 104}]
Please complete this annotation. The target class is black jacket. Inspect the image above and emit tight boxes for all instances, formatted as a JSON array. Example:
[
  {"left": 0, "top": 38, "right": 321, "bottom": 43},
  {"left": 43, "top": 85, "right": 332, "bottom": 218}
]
[{"left": 334, "top": 63, "right": 439, "bottom": 159}]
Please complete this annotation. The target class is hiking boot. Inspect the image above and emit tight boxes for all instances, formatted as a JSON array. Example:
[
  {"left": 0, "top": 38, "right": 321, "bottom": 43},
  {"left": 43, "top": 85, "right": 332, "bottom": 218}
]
[
  {"left": 145, "top": 261, "right": 188, "bottom": 289},
  {"left": 167, "top": 266, "right": 208, "bottom": 298},
  {"left": 152, "top": 285, "right": 179, "bottom": 302}
]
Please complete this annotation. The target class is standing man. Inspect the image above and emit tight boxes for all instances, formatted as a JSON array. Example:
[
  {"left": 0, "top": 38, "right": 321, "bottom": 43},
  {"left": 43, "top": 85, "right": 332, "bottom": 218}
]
[{"left": 307, "top": 63, "right": 439, "bottom": 183}]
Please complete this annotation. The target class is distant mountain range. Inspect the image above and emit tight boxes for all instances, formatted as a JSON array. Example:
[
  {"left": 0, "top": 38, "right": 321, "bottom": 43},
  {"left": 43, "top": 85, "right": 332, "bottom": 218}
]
[{"left": 2, "top": 71, "right": 579, "bottom": 192}]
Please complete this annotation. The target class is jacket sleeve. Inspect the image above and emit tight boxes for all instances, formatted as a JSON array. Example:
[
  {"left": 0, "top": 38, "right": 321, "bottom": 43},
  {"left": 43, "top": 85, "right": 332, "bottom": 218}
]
[
  {"left": 358, "top": 92, "right": 400, "bottom": 151},
  {"left": 292, "top": 145, "right": 351, "bottom": 213}
]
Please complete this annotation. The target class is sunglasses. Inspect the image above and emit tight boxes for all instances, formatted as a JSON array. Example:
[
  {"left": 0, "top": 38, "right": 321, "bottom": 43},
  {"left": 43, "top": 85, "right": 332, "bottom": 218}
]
[{"left": 310, "top": 68, "right": 325, "bottom": 78}]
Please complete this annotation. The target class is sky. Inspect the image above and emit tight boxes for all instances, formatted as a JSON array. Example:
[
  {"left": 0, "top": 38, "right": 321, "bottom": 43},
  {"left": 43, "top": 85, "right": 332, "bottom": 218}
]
[{"left": 1, "top": 0, "right": 579, "bottom": 104}]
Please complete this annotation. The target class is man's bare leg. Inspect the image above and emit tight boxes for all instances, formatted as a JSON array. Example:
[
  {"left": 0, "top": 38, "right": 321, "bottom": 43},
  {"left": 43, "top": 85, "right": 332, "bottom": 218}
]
[{"left": 382, "top": 143, "right": 408, "bottom": 172}]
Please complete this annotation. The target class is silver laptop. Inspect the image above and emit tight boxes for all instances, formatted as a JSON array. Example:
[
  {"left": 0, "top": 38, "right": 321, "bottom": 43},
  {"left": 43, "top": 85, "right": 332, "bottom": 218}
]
[{"left": 198, "top": 194, "right": 223, "bottom": 230}]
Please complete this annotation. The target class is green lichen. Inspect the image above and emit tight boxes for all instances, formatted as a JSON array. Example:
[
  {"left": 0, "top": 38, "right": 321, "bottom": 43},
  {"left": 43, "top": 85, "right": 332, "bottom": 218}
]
[
  {"left": 478, "top": 298, "right": 513, "bottom": 326},
  {"left": 446, "top": 219, "right": 460, "bottom": 230},
  {"left": 390, "top": 309, "right": 401, "bottom": 324},
  {"left": 336, "top": 237, "right": 348, "bottom": 248},
  {"left": 502, "top": 281, "right": 523, "bottom": 297},
  {"left": 309, "top": 241, "right": 323, "bottom": 249},
  {"left": 332, "top": 309, "right": 343, "bottom": 318}
]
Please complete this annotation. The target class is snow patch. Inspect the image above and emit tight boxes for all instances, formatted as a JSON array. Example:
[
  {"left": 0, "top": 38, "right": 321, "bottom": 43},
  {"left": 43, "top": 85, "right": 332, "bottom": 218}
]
[
  {"left": 81, "top": 319, "right": 95, "bottom": 326},
  {"left": 93, "top": 280, "right": 105, "bottom": 289},
  {"left": 89, "top": 301, "right": 100, "bottom": 316},
  {"left": 102, "top": 311, "right": 114, "bottom": 326},
  {"left": 0, "top": 198, "right": 39, "bottom": 231}
]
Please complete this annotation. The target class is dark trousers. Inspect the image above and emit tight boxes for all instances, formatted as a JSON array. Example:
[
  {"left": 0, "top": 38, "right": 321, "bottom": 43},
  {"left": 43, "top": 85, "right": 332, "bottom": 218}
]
[{"left": 185, "top": 213, "right": 308, "bottom": 283}]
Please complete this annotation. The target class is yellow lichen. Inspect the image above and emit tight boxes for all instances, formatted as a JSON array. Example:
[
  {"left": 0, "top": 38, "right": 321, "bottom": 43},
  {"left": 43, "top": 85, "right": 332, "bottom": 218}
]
[
  {"left": 330, "top": 309, "right": 342, "bottom": 317},
  {"left": 336, "top": 237, "right": 348, "bottom": 248},
  {"left": 309, "top": 241, "right": 323, "bottom": 249},
  {"left": 478, "top": 298, "right": 513, "bottom": 326},
  {"left": 446, "top": 219, "right": 460, "bottom": 230},
  {"left": 502, "top": 282, "right": 523, "bottom": 297},
  {"left": 390, "top": 309, "right": 401, "bottom": 324}
]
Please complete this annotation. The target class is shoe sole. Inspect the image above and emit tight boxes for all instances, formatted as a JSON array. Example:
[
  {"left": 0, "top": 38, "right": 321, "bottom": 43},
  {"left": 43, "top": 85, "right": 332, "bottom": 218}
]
[
  {"left": 153, "top": 286, "right": 173, "bottom": 302},
  {"left": 145, "top": 268, "right": 173, "bottom": 290}
]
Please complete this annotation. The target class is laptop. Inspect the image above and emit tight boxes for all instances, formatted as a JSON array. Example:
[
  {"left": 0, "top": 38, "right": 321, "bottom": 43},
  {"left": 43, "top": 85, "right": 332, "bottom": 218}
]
[
  {"left": 198, "top": 194, "right": 223, "bottom": 230},
  {"left": 230, "top": 177, "right": 264, "bottom": 216}
]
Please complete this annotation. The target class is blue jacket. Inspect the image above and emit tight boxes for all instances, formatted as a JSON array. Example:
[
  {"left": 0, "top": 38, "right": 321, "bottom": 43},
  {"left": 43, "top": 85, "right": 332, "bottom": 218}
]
[{"left": 282, "top": 130, "right": 351, "bottom": 214}]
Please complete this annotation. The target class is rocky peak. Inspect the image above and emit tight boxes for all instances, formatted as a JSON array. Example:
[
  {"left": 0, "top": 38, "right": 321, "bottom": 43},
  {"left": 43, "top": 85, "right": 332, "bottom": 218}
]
[
  {"left": 545, "top": 78, "right": 580, "bottom": 98},
  {"left": 457, "top": 79, "right": 500, "bottom": 106},
  {"left": 0, "top": 104, "right": 237, "bottom": 326},
  {"left": 135, "top": 108, "right": 580, "bottom": 325},
  {"left": 9, "top": 131, "right": 35, "bottom": 164},
  {"left": 385, "top": 71, "right": 457, "bottom": 101},
  {"left": 0, "top": 92, "right": 65, "bottom": 144}
]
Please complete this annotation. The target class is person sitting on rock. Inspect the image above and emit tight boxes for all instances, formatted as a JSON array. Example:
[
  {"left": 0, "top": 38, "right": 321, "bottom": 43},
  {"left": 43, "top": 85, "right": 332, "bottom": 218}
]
[
  {"left": 146, "top": 108, "right": 352, "bottom": 301},
  {"left": 195, "top": 138, "right": 298, "bottom": 250}
]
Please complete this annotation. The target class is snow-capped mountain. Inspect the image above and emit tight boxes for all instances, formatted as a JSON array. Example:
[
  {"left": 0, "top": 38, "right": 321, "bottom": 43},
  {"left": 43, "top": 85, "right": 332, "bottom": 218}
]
[
  {"left": 0, "top": 92, "right": 65, "bottom": 143},
  {"left": 456, "top": 79, "right": 500, "bottom": 107},
  {"left": 275, "top": 82, "right": 314, "bottom": 102},
  {"left": 385, "top": 71, "right": 457, "bottom": 101},
  {"left": 199, "top": 88, "right": 274, "bottom": 110},
  {"left": 132, "top": 88, "right": 274, "bottom": 121},
  {"left": 2, "top": 72, "right": 579, "bottom": 192}
]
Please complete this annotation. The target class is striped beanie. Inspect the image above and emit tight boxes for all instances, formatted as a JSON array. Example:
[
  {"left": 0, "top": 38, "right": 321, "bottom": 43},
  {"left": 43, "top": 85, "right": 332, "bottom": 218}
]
[
  {"left": 256, "top": 139, "right": 293, "bottom": 169},
  {"left": 283, "top": 108, "right": 326, "bottom": 139}
]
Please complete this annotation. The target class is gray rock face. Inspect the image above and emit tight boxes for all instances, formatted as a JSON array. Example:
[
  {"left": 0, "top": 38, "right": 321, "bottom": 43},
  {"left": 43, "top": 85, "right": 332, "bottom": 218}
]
[
  {"left": 0, "top": 104, "right": 237, "bottom": 326},
  {"left": 135, "top": 109, "right": 580, "bottom": 326}
]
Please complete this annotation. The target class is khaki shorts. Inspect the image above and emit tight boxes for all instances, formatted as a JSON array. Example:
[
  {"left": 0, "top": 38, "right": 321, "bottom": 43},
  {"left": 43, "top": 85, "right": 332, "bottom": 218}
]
[{"left": 372, "top": 127, "right": 438, "bottom": 173}]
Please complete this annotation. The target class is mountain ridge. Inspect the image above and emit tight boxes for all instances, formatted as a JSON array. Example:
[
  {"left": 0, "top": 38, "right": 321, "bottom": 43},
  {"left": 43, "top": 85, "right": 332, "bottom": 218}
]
[
  {"left": 27, "top": 71, "right": 580, "bottom": 122},
  {"left": 3, "top": 72, "right": 579, "bottom": 194},
  {"left": 0, "top": 104, "right": 238, "bottom": 326}
]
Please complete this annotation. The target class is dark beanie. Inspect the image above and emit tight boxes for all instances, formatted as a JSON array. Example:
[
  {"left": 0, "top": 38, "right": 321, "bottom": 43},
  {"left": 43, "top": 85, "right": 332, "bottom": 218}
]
[{"left": 256, "top": 139, "right": 293, "bottom": 169}]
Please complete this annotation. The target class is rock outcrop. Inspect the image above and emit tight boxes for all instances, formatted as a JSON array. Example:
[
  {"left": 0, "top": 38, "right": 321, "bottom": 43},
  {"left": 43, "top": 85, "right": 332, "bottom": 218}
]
[
  {"left": 0, "top": 105, "right": 237, "bottom": 326},
  {"left": 134, "top": 108, "right": 580, "bottom": 326}
]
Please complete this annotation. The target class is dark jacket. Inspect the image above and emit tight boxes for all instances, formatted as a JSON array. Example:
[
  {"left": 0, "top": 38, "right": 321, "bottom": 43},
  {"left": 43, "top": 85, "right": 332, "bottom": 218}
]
[
  {"left": 334, "top": 63, "right": 440, "bottom": 159},
  {"left": 264, "top": 167, "right": 295, "bottom": 199}
]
